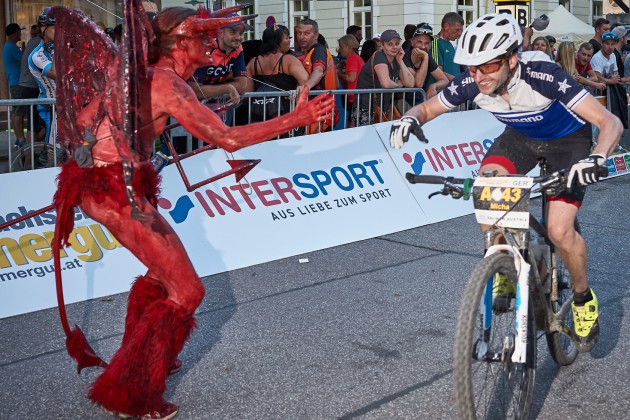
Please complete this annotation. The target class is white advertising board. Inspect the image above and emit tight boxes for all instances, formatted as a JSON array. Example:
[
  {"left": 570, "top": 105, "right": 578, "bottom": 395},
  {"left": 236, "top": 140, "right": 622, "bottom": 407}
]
[
  {"left": 0, "top": 169, "right": 146, "bottom": 318},
  {"left": 2, "top": 111, "right": 628, "bottom": 319},
  {"left": 0, "top": 125, "right": 427, "bottom": 319}
]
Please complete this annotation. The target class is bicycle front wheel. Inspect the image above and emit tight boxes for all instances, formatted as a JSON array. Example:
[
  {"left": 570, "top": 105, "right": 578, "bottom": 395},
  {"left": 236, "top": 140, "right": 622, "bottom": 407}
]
[{"left": 453, "top": 253, "right": 537, "bottom": 420}]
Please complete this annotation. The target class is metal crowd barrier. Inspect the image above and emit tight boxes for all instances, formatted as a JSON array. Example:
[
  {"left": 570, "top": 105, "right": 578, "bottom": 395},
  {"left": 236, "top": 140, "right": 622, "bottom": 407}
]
[
  {"left": 228, "top": 87, "right": 427, "bottom": 127},
  {"left": 0, "top": 98, "right": 57, "bottom": 173},
  {"left": 1, "top": 88, "right": 429, "bottom": 173}
]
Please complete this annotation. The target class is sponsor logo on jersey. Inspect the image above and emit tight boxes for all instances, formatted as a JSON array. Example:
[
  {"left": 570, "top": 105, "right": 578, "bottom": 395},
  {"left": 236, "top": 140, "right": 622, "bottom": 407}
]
[
  {"left": 526, "top": 67, "right": 554, "bottom": 82},
  {"left": 495, "top": 114, "right": 544, "bottom": 123}
]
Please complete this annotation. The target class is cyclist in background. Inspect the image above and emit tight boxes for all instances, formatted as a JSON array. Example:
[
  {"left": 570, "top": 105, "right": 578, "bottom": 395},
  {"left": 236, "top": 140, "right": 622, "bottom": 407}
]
[
  {"left": 389, "top": 13, "right": 622, "bottom": 352},
  {"left": 28, "top": 7, "right": 57, "bottom": 145}
]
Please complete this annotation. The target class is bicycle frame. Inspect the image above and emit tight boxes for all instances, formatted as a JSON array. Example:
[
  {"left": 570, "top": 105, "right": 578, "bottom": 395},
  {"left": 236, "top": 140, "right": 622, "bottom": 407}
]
[{"left": 478, "top": 162, "right": 577, "bottom": 364}]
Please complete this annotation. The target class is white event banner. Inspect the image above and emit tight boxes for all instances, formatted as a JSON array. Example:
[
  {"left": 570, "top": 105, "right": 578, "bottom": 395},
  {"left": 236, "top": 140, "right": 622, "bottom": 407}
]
[
  {"left": 2, "top": 110, "right": 628, "bottom": 319},
  {"left": 0, "top": 124, "right": 426, "bottom": 319}
]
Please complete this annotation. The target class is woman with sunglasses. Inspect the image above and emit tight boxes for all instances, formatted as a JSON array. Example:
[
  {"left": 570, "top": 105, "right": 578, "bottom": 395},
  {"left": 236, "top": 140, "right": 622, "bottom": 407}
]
[
  {"left": 352, "top": 29, "right": 415, "bottom": 126},
  {"left": 390, "top": 13, "right": 622, "bottom": 354}
]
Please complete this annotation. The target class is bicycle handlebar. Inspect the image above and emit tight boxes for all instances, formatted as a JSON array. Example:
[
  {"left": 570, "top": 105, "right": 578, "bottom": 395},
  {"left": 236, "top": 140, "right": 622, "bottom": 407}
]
[
  {"left": 531, "top": 165, "right": 608, "bottom": 193},
  {"left": 405, "top": 174, "right": 468, "bottom": 185},
  {"left": 406, "top": 164, "right": 609, "bottom": 200},
  {"left": 406, "top": 173, "right": 473, "bottom": 200}
]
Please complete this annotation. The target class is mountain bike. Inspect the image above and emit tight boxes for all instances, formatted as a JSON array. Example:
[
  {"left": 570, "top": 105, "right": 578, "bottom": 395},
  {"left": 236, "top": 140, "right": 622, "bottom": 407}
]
[{"left": 406, "top": 158, "right": 607, "bottom": 419}]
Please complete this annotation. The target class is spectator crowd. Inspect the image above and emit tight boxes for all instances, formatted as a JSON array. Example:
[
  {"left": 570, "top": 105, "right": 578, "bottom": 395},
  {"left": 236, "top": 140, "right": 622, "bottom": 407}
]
[{"left": 5, "top": 7, "right": 630, "bottom": 153}]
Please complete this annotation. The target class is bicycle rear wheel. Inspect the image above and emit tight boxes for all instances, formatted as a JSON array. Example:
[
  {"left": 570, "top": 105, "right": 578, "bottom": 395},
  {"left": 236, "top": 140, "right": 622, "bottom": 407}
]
[
  {"left": 10, "top": 143, "right": 62, "bottom": 171},
  {"left": 453, "top": 253, "right": 537, "bottom": 420},
  {"left": 545, "top": 251, "right": 578, "bottom": 366}
]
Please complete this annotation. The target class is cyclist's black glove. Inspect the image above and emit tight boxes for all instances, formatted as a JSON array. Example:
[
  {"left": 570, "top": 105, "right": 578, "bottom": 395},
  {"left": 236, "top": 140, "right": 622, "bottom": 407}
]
[
  {"left": 389, "top": 116, "right": 428, "bottom": 149},
  {"left": 567, "top": 154, "right": 606, "bottom": 187}
]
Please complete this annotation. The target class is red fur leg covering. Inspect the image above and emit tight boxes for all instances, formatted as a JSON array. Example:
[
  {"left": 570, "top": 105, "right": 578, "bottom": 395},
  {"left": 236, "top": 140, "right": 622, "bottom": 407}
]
[
  {"left": 88, "top": 300, "right": 196, "bottom": 416},
  {"left": 121, "top": 276, "right": 167, "bottom": 348}
]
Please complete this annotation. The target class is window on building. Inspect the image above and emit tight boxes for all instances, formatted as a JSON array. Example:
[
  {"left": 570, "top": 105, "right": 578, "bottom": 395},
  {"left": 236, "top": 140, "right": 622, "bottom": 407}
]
[
  {"left": 457, "top": 0, "right": 477, "bottom": 25},
  {"left": 593, "top": 1, "right": 603, "bottom": 26},
  {"left": 235, "top": 0, "right": 255, "bottom": 41},
  {"left": 350, "top": 0, "right": 373, "bottom": 41},
  {"left": 560, "top": 0, "right": 572, "bottom": 13},
  {"left": 290, "top": 0, "right": 311, "bottom": 29}
]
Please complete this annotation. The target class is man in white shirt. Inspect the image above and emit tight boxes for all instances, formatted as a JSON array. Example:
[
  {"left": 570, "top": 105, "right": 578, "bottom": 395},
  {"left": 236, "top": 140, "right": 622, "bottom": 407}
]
[{"left": 590, "top": 31, "right": 620, "bottom": 85}]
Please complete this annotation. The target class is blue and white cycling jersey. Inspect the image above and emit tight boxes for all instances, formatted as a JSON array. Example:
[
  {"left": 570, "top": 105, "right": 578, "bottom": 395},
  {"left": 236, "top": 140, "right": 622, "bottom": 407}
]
[
  {"left": 28, "top": 41, "right": 56, "bottom": 101},
  {"left": 438, "top": 51, "right": 589, "bottom": 141}
]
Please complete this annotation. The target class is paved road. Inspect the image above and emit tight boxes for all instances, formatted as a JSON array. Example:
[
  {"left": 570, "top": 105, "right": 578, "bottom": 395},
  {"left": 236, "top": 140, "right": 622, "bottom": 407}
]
[{"left": 1, "top": 175, "right": 628, "bottom": 419}]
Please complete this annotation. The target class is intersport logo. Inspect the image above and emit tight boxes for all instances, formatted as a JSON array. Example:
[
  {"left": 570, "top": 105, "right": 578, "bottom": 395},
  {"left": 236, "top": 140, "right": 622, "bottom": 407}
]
[
  {"left": 158, "top": 160, "right": 386, "bottom": 224},
  {"left": 404, "top": 139, "right": 495, "bottom": 175}
]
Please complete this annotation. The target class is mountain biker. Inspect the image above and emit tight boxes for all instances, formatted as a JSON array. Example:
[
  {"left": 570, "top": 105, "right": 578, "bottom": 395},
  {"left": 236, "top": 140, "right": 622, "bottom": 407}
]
[
  {"left": 28, "top": 7, "right": 57, "bottom": 145},
  {"left": 389, "top": 13, "right": 622, "bottom": 352}
]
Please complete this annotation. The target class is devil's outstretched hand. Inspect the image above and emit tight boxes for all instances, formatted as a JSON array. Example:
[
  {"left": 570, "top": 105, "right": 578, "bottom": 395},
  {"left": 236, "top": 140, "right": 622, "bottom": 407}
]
[{"left": 292, "top": 87, "right": 335, "bottom": 127}]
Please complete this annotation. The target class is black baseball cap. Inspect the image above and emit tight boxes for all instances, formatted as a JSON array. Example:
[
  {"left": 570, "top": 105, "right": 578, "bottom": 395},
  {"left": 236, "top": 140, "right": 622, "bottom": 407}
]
[
  {"left": 380, "top": 29, "right": 401, "bottom": 43},
  {"left": 6, "top": 23, "right": 22, "bottom": 36},
  {"left": 414, "top": 23, "right": 433, "bottom": 37}
]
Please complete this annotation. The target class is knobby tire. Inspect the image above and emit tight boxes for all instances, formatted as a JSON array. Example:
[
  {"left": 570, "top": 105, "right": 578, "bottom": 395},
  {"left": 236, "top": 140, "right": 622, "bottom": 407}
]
[{"left": 453, "top": 253, "right": 536, "bottom": 420}]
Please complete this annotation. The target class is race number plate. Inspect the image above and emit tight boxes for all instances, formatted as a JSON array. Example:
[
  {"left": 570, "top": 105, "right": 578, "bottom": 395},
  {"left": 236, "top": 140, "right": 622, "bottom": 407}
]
[{"left": 472, "top": 176, "right": 533, "bottom": 229}]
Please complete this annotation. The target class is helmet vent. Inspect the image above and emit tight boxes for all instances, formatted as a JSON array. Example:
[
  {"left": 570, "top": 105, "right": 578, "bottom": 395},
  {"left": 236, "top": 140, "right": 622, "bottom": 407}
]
[
  {"left": 494, "top": 33, "right": 509, "bottom": 49},
  {"left": 479, "top": 34, "right": 493, "bottom": 52},
  {"left": 468, "top": 34, "right": 476, "bottom": 54}
]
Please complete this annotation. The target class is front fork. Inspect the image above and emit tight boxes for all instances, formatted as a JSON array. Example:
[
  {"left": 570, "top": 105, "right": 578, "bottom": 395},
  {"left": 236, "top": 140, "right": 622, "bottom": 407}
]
[{"left": 479, "top": 231, "right": 531, "bottom": 364}]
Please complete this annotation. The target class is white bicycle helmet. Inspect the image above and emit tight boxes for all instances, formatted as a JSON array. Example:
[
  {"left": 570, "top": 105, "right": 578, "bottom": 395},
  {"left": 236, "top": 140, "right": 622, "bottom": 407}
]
[{"left": 454, "top": 13, "right": 523, "bottom": 66}]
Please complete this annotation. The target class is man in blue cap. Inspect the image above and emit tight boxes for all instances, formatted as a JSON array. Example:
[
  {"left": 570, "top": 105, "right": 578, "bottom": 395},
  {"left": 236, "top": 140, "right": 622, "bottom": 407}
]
[{"left": 590, "top": 31, "right": 621, "bottom": 85}]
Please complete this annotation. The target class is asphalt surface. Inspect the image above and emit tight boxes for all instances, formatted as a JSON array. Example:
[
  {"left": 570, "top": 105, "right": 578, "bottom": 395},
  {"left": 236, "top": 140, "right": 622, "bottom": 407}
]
[{"left": 0, "top": 175, "right": 629, "bottom": 420}]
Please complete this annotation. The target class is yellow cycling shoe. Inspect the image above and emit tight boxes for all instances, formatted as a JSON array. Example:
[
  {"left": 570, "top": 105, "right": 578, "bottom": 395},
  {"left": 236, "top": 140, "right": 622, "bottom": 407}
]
[
  {"left": 572, "top": 288, "right": 599, "bottom": 352},
  {"left": 492, "top": 273, "right": 515, "bottom": 313}
]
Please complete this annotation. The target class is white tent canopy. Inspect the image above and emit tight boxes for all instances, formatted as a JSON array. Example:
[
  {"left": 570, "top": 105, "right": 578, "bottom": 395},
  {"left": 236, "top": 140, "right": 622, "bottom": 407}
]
[{"left": 533, "top": 5, "right": 595, "bottom": 45}]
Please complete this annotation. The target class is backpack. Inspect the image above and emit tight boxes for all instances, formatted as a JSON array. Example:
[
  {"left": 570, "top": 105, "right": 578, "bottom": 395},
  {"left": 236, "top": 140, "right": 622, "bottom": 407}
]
[
  {"left": 303, "top": 45, "right": 339, "bottom": 133},
  {"left": 250, "top": 56, "right": 286, "bottom": 121}
]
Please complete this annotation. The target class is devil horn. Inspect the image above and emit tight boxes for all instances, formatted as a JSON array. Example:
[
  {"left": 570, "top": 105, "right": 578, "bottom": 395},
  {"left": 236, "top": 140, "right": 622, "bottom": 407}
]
[
  {"left": 210, "top": 4, "right": 253, "bottom": 18},
  {"left": 177, "top": 14, "right": 257, "bottom": 35}
]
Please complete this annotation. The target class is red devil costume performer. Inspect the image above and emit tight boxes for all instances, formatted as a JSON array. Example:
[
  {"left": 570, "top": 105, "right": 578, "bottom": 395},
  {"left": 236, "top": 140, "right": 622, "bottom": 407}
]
[{"left": 47, "top": 2, "right": 333, "bottom": 418}]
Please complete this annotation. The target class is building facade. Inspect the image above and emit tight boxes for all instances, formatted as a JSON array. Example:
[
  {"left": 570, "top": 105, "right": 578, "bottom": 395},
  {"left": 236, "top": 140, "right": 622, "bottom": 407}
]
[{"left": 0, "top": 0, "right": 602, "bottom": 98}]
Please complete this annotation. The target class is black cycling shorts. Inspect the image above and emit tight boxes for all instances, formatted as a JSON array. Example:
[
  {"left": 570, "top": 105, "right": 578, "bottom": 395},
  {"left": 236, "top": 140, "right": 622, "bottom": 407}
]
[
  {"left": 14, "top": 86, "right": 40, "bottom": 117},
  {"left": 481, "top": 124, "right": 592, "bottom": 206}
]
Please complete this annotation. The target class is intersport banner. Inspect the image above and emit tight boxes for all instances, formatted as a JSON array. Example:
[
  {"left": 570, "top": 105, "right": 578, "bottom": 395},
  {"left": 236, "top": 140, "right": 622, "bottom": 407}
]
[
  {"left": 2, "top": 110, "right": 628, "bottom": 318},
  {"left": 0, "top": 122, "right": 424, "bottom": 318}
]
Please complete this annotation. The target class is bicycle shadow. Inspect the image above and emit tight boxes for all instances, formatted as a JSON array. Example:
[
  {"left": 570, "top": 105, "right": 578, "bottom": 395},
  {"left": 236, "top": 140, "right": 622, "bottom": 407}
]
[
  {"left": 529, "top": 343, "right": 562, "bottom": 418},
  {"left": 580, "top": 221, "right": 627, "bottom": 360}
]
